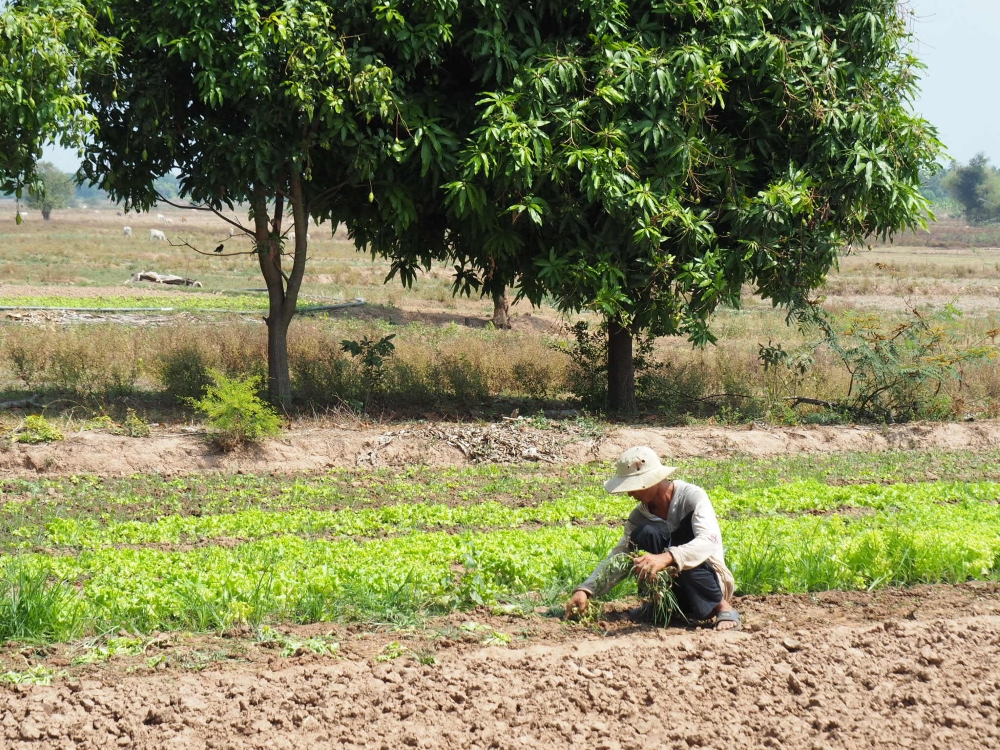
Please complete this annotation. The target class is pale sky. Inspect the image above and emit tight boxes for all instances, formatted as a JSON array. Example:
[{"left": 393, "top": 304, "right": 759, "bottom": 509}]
[{"left": 42, "top": 0, "right": 999, "bottom": 172}]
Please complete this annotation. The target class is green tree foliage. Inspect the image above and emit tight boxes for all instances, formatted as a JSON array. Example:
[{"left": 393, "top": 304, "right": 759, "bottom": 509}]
[
  {"left": 918, "top": 164, "right": 961, "bottom": 218},
  {"left": 941, "top": 153, "right": 1000, "bottom": 223},
  {"left": 75, "top": 0, "right": 457, "bottom": 408},
  {"left": 350, "top": 0, "right": 943, "bottom": 413},
  {"left": 0, "top": 0, "right": 115, "bottom": 215},
  {"left": 25, "top": 161, "right": 74, "bottom": 219}
]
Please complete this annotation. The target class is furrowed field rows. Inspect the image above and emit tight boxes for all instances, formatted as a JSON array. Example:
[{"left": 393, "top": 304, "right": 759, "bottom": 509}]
[
  {"left": 7, "top": 480, "right": 999, "bottom": 551},
  {"left": 3, "top": 447, "right": 1000, "bottom": 531},
  {"left": 5, "top": 500, "right": 1000, "bottom": 640}
]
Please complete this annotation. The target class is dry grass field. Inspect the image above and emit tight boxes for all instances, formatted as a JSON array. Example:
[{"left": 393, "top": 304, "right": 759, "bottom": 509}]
[{"left": 1, "top": 202, "right": 999, "bottom": 424}]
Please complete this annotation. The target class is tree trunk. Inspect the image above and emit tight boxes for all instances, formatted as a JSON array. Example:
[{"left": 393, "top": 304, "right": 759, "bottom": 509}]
[
  {"left": 41, "top": 207, "right": 51, "bottom": 220},
  {"left": 251, "top": 171, "right": 309, "bottom": 411},
  {"left": 491, "top": 288, "right": 510, "bottom": 329},
  {"left": 266, "top": 315, "right": 291, "bottom": 406},
  {"left": 607, "top": 316, "right": 637, "bottom": 414}
]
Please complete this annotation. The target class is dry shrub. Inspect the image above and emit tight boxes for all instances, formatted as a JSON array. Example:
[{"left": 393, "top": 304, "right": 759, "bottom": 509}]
[
  {"left": 153, "top": 323, "right": 267, "bottom": 401},
  {"left": 289, "top": 330, "right": 360, "bottom": 405},
  {"left": 1, "top": 326, "right": 146, "bottom": 394}
]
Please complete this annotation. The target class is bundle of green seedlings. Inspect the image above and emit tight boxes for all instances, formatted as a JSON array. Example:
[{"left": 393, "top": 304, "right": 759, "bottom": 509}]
[{"left": 586, "top": 553, "right": 685, "bottom": 626}]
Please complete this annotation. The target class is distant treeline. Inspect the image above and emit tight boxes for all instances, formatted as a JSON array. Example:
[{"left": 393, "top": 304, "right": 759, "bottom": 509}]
[
  {"left": 4, "top": 169, "right": 182, "bottom": 209},
  {"left": 922, "top": 153, "right": 1000, "bottom": 224}
]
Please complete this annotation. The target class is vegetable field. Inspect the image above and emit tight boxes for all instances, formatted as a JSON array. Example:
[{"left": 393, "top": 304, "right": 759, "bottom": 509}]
[{"left": 4, "top": 449, "right": 999, "bottom": 643}]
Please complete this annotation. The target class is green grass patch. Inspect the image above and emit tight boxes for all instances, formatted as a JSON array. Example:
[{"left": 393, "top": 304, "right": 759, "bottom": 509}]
[{"left": 0, "top": 293, "right": 268, "bottom": 312}]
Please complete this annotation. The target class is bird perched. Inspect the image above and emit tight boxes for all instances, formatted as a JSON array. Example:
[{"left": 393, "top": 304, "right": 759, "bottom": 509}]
[{"left": 214, "top": 244, "right": 224, "bottom": 253}]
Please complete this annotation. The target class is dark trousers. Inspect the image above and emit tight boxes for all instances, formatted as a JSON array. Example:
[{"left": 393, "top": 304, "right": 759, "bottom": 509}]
[{"left": 630, "top": 514, "right": 723, "bottom": 621}]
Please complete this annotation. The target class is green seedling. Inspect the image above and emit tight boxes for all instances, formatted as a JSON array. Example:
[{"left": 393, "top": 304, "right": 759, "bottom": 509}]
[{"left": 376, "top": 641, "right": 406, "bottom": 662}]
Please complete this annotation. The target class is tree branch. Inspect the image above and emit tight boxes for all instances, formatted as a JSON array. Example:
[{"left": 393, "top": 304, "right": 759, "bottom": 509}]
[
  {"left": 153, "top": 192, "right": 252, "bottom": 236},
  {"left": 167, "top": 238, "right": 257, "bottom": 257}
]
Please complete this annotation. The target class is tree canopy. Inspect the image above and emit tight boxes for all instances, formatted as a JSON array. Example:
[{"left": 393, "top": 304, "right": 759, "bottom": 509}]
[
  {"left": 0, "top": 0, "right": 115, "bottom": 210},
  {"left": 941, "top": 153, "right": 1000, "bottom": 224},
  {"left": 75, "top": 0, "right": 460, "bottom": 407},
  {"left": 2, "top": 0, "right": 943, "bottom": 414},
  {"left": 348, "top": 0, "right": 943, "bottom": 411}
]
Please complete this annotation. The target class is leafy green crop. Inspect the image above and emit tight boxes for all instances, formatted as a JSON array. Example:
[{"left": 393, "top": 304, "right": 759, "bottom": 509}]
[
  {"left": 25, "top": 480, "right": 999, "bottom": 551},
  {"left": 2, "top": 496, "right": 996, "bottom": 641},
  {"left": 2, "top": 452, "right": 1000, "bottom": 646}
]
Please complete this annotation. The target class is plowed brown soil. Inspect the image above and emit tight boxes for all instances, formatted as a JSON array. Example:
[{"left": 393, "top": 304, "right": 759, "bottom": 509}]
[{"left": 3, "top": 584, "right": 1000, "bottom": 749}]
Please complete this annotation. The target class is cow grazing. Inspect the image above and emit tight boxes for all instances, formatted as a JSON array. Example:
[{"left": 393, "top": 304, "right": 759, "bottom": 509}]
[
  {"left": 149, "top": 229, "right": 167, "bottom": 241},
  {"left": 156, "top": 213, "right": 166, "bottom": 222},
  {"left": 122, "top": 226, "right": 133, "bottom": 237}
]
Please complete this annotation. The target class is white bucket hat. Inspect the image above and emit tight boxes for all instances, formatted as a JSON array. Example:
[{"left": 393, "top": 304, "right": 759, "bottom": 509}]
[{"left": 604, "top": 446, "right": 676, "bottom": 494}]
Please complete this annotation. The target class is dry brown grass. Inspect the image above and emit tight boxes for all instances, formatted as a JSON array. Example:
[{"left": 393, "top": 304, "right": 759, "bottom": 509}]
[{"left": 2, "top": 206, "right": 999, "bottom": 422}]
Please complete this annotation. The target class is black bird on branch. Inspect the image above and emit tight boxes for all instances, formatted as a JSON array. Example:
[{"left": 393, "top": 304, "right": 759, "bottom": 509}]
[{"left": 214, "top": 244, "right": 224, "bottom": 253}]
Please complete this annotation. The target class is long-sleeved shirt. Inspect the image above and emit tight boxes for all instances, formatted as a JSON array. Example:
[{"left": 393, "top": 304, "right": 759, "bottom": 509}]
[{"left": 575, "top": 480, "right": 735, "bottom": 602}]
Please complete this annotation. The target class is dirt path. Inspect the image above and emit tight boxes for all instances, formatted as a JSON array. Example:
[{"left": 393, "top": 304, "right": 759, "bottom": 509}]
[
  {"left": 2, "top": 584, "right": 999, "bottom": 749},
  {"left": 3, "top": 419, "right": 1000, "bottom": 477}
]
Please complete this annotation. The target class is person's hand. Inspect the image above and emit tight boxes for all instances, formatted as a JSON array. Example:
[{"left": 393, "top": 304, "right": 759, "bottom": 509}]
[
  {"left": 565, "top": 590, "right": 590, "bottom": 620},
  {"left": 632, "top": 552, "right": 673, "bottom": 581}
]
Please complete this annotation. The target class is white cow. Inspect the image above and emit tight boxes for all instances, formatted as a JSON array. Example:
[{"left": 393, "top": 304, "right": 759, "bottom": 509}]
[
  {"left": 149, "top": 229, "right": 167, "bottom": 241},
  {"left": 156, "top": 213, "right": 166, "bottom": 222},
  {"left": 122, "top": 226, "right": 133, "bottom": 237},
  {"left": 163, "top": 217, "right": 174, "bottom": 225}
]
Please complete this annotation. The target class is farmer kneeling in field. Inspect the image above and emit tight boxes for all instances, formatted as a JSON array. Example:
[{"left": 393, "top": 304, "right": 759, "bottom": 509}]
[{"left": 565, "top": 446, "right": 741, "bottom": 631}]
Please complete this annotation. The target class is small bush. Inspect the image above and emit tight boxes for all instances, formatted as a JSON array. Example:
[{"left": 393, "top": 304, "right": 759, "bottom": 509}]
[
  {"left": 159, "top": 346, "right": 212, "bottom": 403},
  {"left": 435, "top": 353, "right": 490, "bottom": 404},
  {"left": 6, "top": 340, "right": 48, "bottom": 388},
  {"left": 114, "top": 409, "right": 151, "bottom": 438},
  {"left": 341, "top": 334, "right": 396, "bottom": 407},
  {"left": 14, "top": 415, "right": 64, "bottom": 444},
  {"left": 511, "top": 360, "right": 555, "bottom": 401},
  {"left": 810, "top": 305, "right": 999, "bottom": 422},
  {"left": 189, "top": 370, "right": 282, "bottom": 451}
]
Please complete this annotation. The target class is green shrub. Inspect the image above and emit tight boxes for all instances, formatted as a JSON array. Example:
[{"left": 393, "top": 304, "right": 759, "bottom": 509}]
[
  {"left": 341, "top": 334, "right": 396, "bottom": 407},
  {"left": 14, "top": 415, "right": 64, "bottom": 444},
  {"left": 292, "top": 348, "right": 360, "bottom": 405},
  {"left": 114, "top": 409, "right": 151, "bottom": 438},
  {"left": 188, "top": 370, "right": 282, "bottom": 451},
  {"left": 5, "top": 341, "right": 47, "bottom": 388},
  {"left": 159, "top": 346, "right": 212, "bottom": 403},
  {"left": 804, "top": 305, "right": 999, "bottom": 422},
  {"left": 435, "top": 353, "right": 490, "bottom": 404}
]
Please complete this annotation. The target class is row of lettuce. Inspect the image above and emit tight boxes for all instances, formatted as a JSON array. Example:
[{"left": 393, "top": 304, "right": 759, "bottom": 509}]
[
  {"left": 6, "top": 448, "right": 1000, "bottom": 530},
  {"left": 2, "top": 482, "right": 999, "bottom": 642},
  {"left": 6, "top": 480, "right": 998, "bottom": 549}
]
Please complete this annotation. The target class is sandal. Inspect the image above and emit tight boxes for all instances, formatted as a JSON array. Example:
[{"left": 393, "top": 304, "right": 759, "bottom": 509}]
[{"left": 714, "top": 609, "right": 742, "bottom": 631}]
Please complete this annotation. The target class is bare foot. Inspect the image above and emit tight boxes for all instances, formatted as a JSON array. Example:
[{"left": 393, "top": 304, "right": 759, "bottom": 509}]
[{"left": 712, "top": 601, "right": 741, "bottom": 631}]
